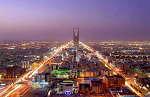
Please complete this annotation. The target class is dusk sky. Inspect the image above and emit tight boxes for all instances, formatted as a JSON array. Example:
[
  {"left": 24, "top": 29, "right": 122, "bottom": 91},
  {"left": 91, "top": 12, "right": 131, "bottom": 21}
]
[{"left": 0, "top": 0, "right": 150, "bottom": 41}]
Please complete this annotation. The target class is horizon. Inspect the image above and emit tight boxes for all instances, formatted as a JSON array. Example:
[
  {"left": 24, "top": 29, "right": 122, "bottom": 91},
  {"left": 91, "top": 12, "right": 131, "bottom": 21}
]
[{"left": 0, "top": 40, "right": 149, "bottom": 42}]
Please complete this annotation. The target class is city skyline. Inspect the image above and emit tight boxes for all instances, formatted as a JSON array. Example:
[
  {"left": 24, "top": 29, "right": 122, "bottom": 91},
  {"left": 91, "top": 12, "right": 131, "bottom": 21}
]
[
  {"left": 0, "top": 22, "right": 150, "bottom": 96},
  {"left": 0, "top": 0, "right": 150, "bottom": 41},
  {"left": 0, "top": 1, "right": 150, "bottom": 96}
]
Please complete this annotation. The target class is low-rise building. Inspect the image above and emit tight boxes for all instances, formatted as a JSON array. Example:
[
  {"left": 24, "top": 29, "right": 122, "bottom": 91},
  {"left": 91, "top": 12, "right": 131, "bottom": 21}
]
[
  {"left": 58, "top": 80, "right": 75, "bottom": 94},
  {"left": 104, "top": 75, "right": 125, "bottom": 88},
  {"left": 79, "top": 83, "right": 90, "bottom": 94},
  {"left": 109, "top": 87, "right": 136, "bottom": 97},
  {"left": 91, "top": 80, "right": 105, "bottom": 93},
  {"left": 101, "top": 67, "right": 113, "bottom": 76}
]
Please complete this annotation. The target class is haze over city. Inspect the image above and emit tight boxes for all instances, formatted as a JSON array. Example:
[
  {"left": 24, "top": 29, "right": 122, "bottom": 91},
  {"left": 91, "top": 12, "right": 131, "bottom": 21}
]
[
  {"left": 1, "top": 0, "right": 150, "bottom": 97},
  {"left": 0, "top": 0, "right": 150, "bottom": 41}
]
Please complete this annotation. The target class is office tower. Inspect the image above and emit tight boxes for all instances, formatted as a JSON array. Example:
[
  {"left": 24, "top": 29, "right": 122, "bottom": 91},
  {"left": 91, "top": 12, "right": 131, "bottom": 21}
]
[
  {"left": 21, "top": 61, "right": 26, "bottom": 68},
  {"left": 73, "top": 28, "right": 79, "bottom": 48},
  {"left": 73, "top": 28, "right": 79, "bottom": 61},
  {"left": 76, "top": 50, "right": 81, "bottom": 62}
]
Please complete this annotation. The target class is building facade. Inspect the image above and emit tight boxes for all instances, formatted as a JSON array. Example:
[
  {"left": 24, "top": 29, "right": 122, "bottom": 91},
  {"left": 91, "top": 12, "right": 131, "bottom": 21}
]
[{"left": 73, "top": 28, "right": 79, "bottom": 48}]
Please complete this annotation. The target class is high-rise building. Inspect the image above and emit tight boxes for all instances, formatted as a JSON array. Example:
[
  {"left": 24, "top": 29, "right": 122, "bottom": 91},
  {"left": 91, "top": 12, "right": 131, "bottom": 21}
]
[
  {"left": 76, "top": 50, "right": 82, "bottom": 62},
  {"left": 21, "top": 61, "right": 30, "bottom": 69},
  {"left": 73, "top": 28, "right": 79, "bottom": 61},
  {"left": 73, "top": 28, "right": 79, "bottom": 48}
]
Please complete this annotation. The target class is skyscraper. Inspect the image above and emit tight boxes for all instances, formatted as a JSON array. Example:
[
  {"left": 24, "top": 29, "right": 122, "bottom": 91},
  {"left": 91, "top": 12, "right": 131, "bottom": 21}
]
[
  {"left": 73, "top": 28, "right": 79, "bottom": 61},
  {"left": 73, "top": 28, "right": 79, "bottom": 48}
]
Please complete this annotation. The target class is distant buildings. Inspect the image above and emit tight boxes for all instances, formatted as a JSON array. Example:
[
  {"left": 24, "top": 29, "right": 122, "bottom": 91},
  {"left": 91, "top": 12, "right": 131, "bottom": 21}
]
[
  {"left": 0, "top": 41, "right": 65, "bottom": 79},
  {"left": 101, "top": 67, "right": 113, "bottom": 76},
  {"left": 112, "top": 61, "right": 130, "bottom": 71},
  {"left": 52, "top": 56, "right": 63, "bottom": 64},
  {"left": 29, "top": 40, "right": 150, "bottom": 96}
]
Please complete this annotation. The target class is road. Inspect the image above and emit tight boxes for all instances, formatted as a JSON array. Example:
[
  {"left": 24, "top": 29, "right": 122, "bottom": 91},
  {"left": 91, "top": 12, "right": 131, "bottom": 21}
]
[
  {"left": 0, "top": 41, "right": 73, "bottom": 97},
  {"left": 23, "top": 88, "right": 48, "bottom": 97},
  {"left": 1, "top": 41, "right": 148, "bottom": 97},
  {"left": 8, "top": 81, "right": 31, "bottom": 97},
  {"left": 80, "top": 41, "right": 144, "bottom": 97}
]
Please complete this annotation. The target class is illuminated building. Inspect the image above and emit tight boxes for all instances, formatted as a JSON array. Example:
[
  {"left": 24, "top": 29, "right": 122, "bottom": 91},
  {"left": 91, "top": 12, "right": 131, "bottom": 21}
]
[
  {"left": 31, "top": 82, "right": 49, "bottom": 88},
  {"left": 50, "top": 64, "right": 60, "bottom": 70},
  {"left": 104, "top": 75, "right": 114, "bottom": 88},
  {"left": 37, "top": 72, "right": 51, "bottom": 82},
  {"left": 21, "top": 61, "right": 27, "bottom": 68},
  {"left": 6, "top": 66, "right": 19, "bottom": 78},
  {"left": 101, "top": 67, "right": 113, "bottom": 76},
  {"left": 21, "top": 61, "right": 30, "bottom": 69},
  {"left": 76, "top": 50, "right": 81, "bottom": 62},
  {"left": 82, "top": 71, "right": 100, "bottom": 77},
  {"left": 32, "top": 75, "right": 37, "bottom": 82},
  {"left": 91, "top": 80, "right": 105, "bottom": 93},
  {"left": 83, "top": 77, "right": 99, "bottom": 86},
  {"left": 79, "top": 83, "right": 90, "bottom": 94},
  {"left": 31, "top": 72, "right": 51, "bottom": 88},
  {"left": 52, "top": 56, "right": 62, "bottom": 64},
  {"left": 51, "top": 69, "right": 72, "bottom": 78},
  {"left": 73, "top": 28, "right": 79, "bottom": 48},
  {"left": 116, "top": 75, "right": 125, "bottom": 88},
  {"left": 104, "top": 75, "right": 125, "bottom": 88},
  {"left": 58, "top": 80, "right": 74, "bottom": 94},
  {"left": 0, "top": 73, "right": 2, "bottom": 80},
  {"left": 112, "top": 61, "right": 130, "bottom": 71}
]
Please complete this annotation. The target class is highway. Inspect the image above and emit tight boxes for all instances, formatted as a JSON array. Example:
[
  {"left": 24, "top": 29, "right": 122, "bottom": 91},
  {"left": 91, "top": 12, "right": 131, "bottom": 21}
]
[
  {"left": 0, "top": 41, "right": 73, "bottom": 97},
  {"left": 0, "top": 40, "right": 148, "bottom": 97},
  {"left": 80, "top": 41, "right": 144, "bottom": 97}
]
